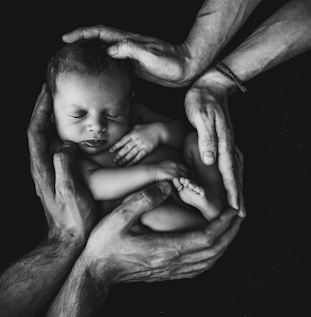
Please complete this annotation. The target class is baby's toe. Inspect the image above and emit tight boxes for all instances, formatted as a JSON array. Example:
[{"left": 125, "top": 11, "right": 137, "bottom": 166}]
[
  {"left": 181, "top": 178, "right": 190, "bottom": 187},
  {"left": 172, "top": 177, "right": 182, "bottom": 189}
]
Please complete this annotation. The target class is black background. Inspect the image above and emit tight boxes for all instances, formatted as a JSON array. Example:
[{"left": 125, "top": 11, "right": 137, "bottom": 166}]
[{"left": 1, "top": 0, "right": 310, "bottom": 316}]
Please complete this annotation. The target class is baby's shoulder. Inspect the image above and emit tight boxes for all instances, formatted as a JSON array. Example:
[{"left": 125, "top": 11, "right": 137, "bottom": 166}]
[{"left": 131, "top": 102, "right": 160, "bottom": 124}]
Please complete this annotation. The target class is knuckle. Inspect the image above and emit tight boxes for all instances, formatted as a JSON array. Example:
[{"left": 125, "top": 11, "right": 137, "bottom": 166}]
[{"left": 148, "top": 256, "right": 163, "bottom": 269}]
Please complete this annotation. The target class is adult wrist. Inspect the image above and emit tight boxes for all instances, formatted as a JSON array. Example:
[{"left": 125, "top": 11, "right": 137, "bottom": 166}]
[
  {"left": 78, "top": 251, "right": 117, "bottom": 289},
  {"left": 194, "top": 68, "right": 237, "bottom": 94},
  {"left": 48, "top": 227, "right": 86, "bottom": 254},
  {"left": 173, "top": 42, "right": 202, "bottom": 87}
]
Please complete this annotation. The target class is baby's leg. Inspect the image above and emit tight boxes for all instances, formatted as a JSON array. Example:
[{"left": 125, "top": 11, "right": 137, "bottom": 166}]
[
  {"left": 140, "top": 201, "right": 207, "bottom": 232},
  {"left": 173, "top": 132, "right": 226, "bottom": 221},
  {"left": 140, "top": 144, "right": 208, "bottom": 231}
]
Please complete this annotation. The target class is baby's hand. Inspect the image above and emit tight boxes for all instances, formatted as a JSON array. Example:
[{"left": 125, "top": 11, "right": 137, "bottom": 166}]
[
  {"left": 109, "top": 123, "right": 163, "bottom": 166},
  {"left": 155, "top": 161, "right": 188, "bottom": 182}
]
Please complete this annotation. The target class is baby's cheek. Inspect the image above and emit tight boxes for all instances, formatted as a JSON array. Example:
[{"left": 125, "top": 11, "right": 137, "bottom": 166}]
[
  {"left": 110, "top": 121, "right": 129, "bottom": 141},
  {"left": 57, "top": 125, "right": 83, "bottom": 143}
]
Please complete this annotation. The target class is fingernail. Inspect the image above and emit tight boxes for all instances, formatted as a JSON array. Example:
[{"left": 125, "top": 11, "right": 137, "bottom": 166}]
[
  {"left": 157, "top": 181, "right": 171, "bottom": 195},
  {"left": 203, "top": 151, "right": 215, "bottom": 164},
  {"left": 108, "top": 46, "right": 118, "bottom": 56}
]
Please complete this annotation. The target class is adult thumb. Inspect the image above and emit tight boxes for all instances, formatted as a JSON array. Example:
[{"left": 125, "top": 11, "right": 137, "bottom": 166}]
[
  {"left": 53, "top": 141, "right": 78, "bottom": 188},
  {"left": 119, "top": 181, "right": 172, "bottom": 230}
]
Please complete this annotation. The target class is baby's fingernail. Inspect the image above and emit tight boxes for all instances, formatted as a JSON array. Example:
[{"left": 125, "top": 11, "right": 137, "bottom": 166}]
[{"left": 203, "top": 151, "right": 215, "bottom": 164}]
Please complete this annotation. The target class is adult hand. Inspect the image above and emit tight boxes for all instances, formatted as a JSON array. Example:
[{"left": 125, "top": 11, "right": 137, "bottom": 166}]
[
  {"left": 62, "top": 25, "right": 197, "bottom": 87},
  {"left": 27, "top": 84, "right": 96, "bottom": 243},
  {"left": 184, "top": 69, "right": 245, "bottom": 216},
  {"left": 80, "top": 181, "right": 243, "bottom": 284}
]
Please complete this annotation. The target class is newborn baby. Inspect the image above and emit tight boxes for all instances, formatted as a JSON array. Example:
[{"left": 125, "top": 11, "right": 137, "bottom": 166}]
[{"left": 47, "top": 39, "right": 226, "bottom": 231}]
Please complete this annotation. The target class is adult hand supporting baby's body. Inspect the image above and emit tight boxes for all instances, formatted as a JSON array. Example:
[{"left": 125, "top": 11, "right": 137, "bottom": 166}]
[
  {"left": 28, "top": 84, "right": 96, "bottom": 242},
  {"left": 47, "top": 182, "right": 243, "bottom": 316},
  {"left": 185, "top": 69, "right": 245, "bottom": 217},
  {"left": 61, "top": 182, "right": 243, "bottom": 285}
]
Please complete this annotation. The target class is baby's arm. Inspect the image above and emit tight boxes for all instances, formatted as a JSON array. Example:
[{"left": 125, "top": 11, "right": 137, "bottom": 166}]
[
  {"left": 81, "top": 159, "right": 187, "bottom": 200},
  {"left": 110, "top": 104, "right": 186, "bottom": 165},
  {"left": 134, "top": 103, "right": 185, "bottom": 149}
]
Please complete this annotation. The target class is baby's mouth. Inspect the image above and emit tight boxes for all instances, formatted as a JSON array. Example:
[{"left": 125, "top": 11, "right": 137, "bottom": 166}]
[{"left": 81, "top": 139, "right": 107, "bottom": 148}]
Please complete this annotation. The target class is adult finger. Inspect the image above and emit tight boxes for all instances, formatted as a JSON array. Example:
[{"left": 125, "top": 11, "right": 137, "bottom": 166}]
[
  {"left": 178, "top": 213, "right": 242, "bottom": 265},
  {"left": 195, "top": 113, "right": 217, "bottom": 165},
  {"left": 53, "top": 142, "right": 78, "bottom": 194},
  {"left": 27, "top": 84, "right": 53, "bottom": 184},
  {"left": 28, "top": 84, "right": 51, "bottom": 147},
  {"left": 235, "top": 146, "right": 246, "bottom": 217},
  {"left": 112, "top": 181, "right": 172, "bottom": 231},
  {"left": 148, "top": 208, "right": 238, "bottom": 256},
  {"left": 215, "top": 111, "right": 239, "bottom": 210},
  {"left": 62, "top": 25, "right": 130, "bottom": 43},
  {"left": 107, "top": 38, "right": 150, "bottom": 61},
  {"left": 169, "top": 269, "right": 207, "bottom": 280}
]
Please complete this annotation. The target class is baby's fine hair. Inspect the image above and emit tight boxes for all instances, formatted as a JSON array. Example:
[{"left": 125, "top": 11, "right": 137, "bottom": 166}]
[{"left": 47, "top": 39, "right": 129, "bottom": 96}]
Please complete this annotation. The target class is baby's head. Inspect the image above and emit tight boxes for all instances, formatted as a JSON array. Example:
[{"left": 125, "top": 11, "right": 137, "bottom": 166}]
[{"left": 47, "top": 39, "right": 132, "bottom": 155}]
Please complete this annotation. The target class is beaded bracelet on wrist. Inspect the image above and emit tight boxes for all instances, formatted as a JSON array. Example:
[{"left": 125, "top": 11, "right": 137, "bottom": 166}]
[{"left": 214, "top": 61, "right": 247, "bottom": 93}]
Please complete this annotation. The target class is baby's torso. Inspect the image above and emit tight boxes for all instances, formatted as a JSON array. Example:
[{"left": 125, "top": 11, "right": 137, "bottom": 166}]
[{"left": 76, "top": 103, "right": 184, "bottom": 214}]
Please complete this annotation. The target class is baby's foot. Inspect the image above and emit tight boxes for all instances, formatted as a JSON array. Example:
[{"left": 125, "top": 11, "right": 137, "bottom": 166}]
[{"left": 172, "top": 177, "right": 220, "bottom": 221}]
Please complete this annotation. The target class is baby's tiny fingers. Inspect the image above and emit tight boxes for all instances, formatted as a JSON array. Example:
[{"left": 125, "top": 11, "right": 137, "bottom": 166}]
[
  {"left": 126, "top": 149, "right": 147, "bottom": 166},
  {"left": 118, "top": 147, "right": 139, "bottom": 165},
  {"left": 110, "top": 135, "right": 132, "bottom": 153},
  {"left": 113, "top": 142, "right": 135, "bottom": 162}
]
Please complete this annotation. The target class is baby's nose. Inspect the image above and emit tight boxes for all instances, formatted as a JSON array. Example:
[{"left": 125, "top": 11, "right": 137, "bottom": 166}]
[{"left": 87, "top": 117, "right": 107, "bottom": 133}]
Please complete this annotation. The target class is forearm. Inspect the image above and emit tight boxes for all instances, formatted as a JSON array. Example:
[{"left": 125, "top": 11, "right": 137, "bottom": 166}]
[
  {"left": 0, "top": 234, "right": 83, "bottom": 317},
  {"left": 88, "top": 165, "right": 155, "bottom": 200},
  {"left": 46, "top": 255, "right": 110, "bottom": 317},
  {"left": 221, "top": 0, "right": 311, "bottom": 83},
  {"left": 184, "top": 0, "right": 261, "bottom": 75}
]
